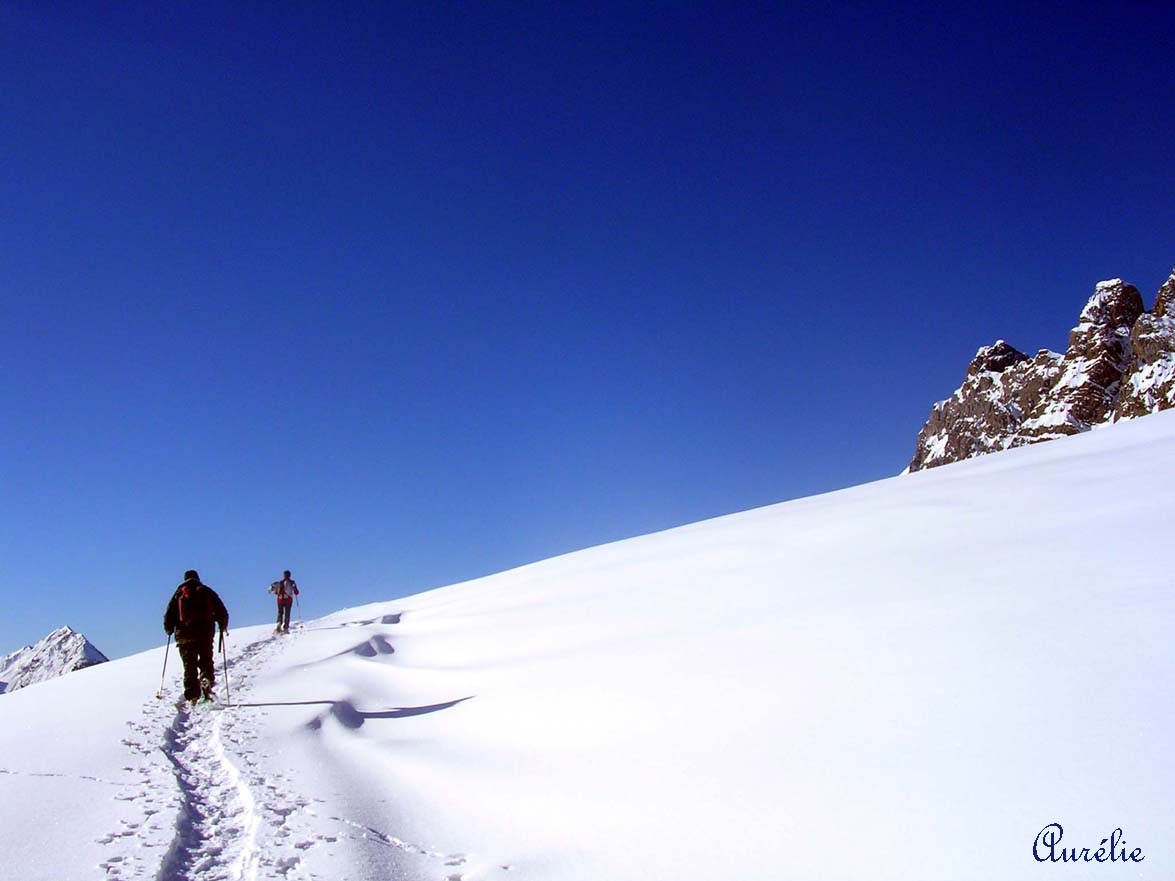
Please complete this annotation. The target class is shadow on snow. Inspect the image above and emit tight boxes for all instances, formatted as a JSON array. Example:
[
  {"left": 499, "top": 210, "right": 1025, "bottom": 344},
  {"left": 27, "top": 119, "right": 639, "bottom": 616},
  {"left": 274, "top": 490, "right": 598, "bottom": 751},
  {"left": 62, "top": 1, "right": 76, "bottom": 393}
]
[{"left": 221, "top": 696, "right": 474, "bottom": 730}]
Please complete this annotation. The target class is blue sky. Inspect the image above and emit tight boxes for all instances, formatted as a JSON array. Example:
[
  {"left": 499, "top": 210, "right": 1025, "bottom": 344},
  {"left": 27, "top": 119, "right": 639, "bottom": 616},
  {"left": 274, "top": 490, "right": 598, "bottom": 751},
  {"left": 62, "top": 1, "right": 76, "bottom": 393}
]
[{"left": 2, "top": 2, "right": 1173, "bottom": 659}]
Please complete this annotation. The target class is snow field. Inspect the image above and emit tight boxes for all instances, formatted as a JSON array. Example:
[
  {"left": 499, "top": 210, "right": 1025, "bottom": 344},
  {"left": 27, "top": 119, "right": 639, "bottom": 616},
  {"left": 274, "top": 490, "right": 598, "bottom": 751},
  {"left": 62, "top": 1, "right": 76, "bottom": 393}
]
[{"left": 1, "top": 409, "right": 1174, "bottom": 880}]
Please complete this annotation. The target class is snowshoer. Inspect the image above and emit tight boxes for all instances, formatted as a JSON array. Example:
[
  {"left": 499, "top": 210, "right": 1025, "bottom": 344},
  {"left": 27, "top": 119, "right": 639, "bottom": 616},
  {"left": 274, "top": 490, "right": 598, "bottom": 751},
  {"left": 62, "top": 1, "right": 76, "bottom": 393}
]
[
  {"left": 269, "top": 569, "right": 299, "bottom": 633},
  {"left": 163, "top": 570, "right": 229, "bottom": 704}
]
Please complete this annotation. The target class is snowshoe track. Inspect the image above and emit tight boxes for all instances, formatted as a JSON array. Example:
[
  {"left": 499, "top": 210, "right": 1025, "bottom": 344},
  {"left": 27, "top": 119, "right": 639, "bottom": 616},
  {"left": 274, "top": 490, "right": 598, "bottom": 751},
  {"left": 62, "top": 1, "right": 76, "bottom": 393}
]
[
  {"left": 101, "top": 618, "right": 485, "bottom": 881},
  {"left": 101, "top": 633, "right": 292, "bottom": 881}
]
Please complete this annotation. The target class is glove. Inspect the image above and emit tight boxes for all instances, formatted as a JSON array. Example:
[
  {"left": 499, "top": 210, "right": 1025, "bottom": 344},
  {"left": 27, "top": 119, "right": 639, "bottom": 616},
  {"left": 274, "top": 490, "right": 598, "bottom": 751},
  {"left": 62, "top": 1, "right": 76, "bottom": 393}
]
[{"left": 164, "top": 627, "right": 174, "bottom": 636}]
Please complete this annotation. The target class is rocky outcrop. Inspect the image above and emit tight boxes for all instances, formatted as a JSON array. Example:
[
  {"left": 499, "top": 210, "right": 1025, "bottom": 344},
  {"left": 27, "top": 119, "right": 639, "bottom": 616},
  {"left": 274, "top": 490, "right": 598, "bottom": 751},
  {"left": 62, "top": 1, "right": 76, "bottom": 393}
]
[
  {"left": 1115, "top": 269, "right": 1175, "bottom": 420},
  {"left": 908, "top": 267, "right": 1175, "bottom": 472},
  {"left": 908, "top": 342, "right": 1031, "bottom": 471},
  {"left": 1015, "top": 279, "right": 1144, "bottom": 442}
]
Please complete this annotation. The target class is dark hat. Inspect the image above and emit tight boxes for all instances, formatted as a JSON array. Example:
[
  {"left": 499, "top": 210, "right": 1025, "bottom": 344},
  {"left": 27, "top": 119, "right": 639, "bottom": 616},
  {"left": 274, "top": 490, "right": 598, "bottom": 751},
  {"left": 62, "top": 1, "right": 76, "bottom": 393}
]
[
  {"left": 283, "top": 569, "right": 291, "bottom": 577},
  {"left": 184, "top": 569, "right": 200, "bottom": 582}
]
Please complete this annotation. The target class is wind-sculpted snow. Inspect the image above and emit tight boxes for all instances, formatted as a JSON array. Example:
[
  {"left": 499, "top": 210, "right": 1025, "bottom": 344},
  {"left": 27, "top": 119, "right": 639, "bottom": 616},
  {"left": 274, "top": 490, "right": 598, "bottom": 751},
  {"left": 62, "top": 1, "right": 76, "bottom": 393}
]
[{"left": 2, "top": 411, "right": 1175, "bottom": 879}]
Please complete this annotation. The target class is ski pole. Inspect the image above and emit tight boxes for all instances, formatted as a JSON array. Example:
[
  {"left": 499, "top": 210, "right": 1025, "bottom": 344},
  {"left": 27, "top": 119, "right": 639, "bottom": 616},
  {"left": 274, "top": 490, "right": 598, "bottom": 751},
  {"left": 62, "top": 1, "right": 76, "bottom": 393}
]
[
  {"left": 295, "top": 593, "right": 301, "bottom": 626},
  {"left": 156, "top": 634, "right": 171, "bottom": 699},
  {"left": 219, "top": 630, "right": 231, "bottom": 705}
]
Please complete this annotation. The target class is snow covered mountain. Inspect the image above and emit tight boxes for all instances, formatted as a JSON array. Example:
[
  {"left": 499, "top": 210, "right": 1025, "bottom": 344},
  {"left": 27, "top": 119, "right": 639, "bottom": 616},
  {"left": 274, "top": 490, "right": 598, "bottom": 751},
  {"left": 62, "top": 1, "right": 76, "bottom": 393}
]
[
  {"left": 908, "top": 265, "right": 1175, "bottom": 470},
  {"left": 0, "top": 625, "right": 108, "bottom": 694},
  {"left": 1, "top": 411, "right": 1173, "bottom": 880}
]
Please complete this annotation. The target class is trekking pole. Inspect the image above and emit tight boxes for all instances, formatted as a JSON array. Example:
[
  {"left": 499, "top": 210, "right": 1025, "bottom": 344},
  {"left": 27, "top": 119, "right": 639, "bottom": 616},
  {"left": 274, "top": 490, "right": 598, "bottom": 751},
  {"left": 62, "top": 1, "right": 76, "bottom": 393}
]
[
  {"left": 219, "top": 630, "right": 231, "bottom": 706},
  {"left": 295, "top": 593, "right": 301, "bottom": 627},
  {"left": 156, "top": 634, "right": 171, "bottom": 699}
]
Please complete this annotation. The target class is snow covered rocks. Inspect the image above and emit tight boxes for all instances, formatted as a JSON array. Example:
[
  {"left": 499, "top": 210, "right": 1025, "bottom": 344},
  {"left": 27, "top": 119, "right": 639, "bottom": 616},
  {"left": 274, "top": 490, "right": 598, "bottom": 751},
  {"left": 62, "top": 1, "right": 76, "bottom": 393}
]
[
  {"left": 0, "top": 625, "right": 108, "bottom": 694},
  {"left": 908, "top": 266, "right": 1175, "bottom": 471},
  {"left": 1117, "top": 271, "right": 1175, "bottom": 420}
]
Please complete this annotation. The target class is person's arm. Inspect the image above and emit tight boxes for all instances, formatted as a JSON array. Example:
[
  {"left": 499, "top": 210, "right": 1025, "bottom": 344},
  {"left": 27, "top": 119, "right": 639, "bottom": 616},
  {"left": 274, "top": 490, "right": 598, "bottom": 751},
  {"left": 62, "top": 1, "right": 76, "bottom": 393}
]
[
  {"left": 163, "top": 593, "right": 178, "bottom": 635},
  {"left": 211, "top": 589, "right": 229, "bottom": 633}
]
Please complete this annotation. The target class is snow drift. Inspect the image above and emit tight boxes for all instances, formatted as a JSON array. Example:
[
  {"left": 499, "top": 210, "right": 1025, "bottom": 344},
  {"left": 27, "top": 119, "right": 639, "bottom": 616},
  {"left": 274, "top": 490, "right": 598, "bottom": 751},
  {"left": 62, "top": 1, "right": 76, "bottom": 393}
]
[{"left": 1, "top": 411, "right": 1173, "bottom": 881}]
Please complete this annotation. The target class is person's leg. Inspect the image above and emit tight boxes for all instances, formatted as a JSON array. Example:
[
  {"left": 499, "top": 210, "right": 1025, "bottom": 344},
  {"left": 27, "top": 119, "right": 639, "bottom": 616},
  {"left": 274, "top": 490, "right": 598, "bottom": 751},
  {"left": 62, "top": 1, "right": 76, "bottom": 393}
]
[
  {"left": 282, "top": 601, "right": 292, "bottom": 630},
  {"left": 177, "top": 640, "right": 200, "bottom": 701},
  {"left": 196, "top": 633, "right": 216, "bottom": 698},
  {"left": 276, "top": 603, "right": 284, "bottom": 630}
]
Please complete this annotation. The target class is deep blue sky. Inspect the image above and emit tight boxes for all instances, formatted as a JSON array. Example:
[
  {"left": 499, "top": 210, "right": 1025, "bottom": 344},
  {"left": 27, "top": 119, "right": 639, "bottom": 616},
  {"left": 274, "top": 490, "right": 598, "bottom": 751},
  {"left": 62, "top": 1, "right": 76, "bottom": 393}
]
[{"left": 2, "top": 2, "right": 1172, "bottom": 659}]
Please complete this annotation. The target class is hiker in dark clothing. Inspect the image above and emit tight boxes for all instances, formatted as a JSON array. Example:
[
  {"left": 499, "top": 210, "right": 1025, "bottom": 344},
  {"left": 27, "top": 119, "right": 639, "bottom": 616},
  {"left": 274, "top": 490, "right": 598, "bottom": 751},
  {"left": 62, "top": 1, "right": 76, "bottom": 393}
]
[
  {"left": 269, "top": 569, "right": 299, "bottom": 633},
  {"left": 163, "top": 569, "right": 229, "bottom": 703}
]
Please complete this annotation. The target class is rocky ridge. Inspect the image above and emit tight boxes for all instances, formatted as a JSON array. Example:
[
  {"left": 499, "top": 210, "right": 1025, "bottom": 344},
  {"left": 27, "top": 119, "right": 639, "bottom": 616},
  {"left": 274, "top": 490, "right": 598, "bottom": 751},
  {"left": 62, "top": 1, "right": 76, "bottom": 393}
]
[
  {"left": 908, "top": 267, "right": 1175, "bottom": 472},
  {"left": 0, "top": 625, "right": 109, "bottom": 694}
]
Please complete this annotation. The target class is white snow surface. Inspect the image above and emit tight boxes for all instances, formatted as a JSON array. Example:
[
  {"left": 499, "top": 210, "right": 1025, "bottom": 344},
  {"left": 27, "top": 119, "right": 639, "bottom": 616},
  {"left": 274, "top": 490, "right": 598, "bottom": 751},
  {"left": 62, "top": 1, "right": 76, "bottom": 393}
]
[{"left": 3, "top": 411, "right": 1175, "bottom": 880}]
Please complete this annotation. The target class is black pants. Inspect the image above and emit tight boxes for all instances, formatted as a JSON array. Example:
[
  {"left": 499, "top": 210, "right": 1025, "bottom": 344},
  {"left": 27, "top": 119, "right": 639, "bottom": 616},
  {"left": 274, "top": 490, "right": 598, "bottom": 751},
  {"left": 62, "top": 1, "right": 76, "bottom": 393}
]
[
  {"left": 276, "top": 601, "right": 292, "bottom": 630},
  {"left": 177, "top": 632, "right": 216, "bottom": 700}
]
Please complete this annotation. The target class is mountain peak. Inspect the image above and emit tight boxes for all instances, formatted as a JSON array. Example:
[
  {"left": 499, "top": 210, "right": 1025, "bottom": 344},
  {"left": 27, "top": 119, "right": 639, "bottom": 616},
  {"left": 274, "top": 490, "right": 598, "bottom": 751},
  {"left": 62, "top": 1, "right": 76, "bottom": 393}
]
[
  {"left": 1074, "top": 278, "right": 1144, "bottom": 337},
  {"left": 966, "top": 340, "right": 1029, "bottom": 377},
  {"left": 0, "top": 627, "right": 109, "bottom": 694}
]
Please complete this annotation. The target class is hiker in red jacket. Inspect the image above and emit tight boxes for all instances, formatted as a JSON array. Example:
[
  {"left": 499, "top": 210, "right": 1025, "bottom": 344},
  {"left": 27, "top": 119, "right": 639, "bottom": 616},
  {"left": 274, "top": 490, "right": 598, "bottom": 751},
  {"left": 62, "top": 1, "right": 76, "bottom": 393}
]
[
  {"left": 269, "top": 569, "right": 299, "bottom": 633},
  {"left": 163, "top": 569, "right": 229, "bottom": 704}
]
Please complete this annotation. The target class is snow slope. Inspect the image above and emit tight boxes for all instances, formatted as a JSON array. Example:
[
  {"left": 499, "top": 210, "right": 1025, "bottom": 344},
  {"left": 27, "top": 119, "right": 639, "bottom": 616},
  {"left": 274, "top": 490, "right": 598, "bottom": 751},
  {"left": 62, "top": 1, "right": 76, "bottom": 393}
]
[{"left": 2, "top": 410, "right": 1174, "bottom": 881}]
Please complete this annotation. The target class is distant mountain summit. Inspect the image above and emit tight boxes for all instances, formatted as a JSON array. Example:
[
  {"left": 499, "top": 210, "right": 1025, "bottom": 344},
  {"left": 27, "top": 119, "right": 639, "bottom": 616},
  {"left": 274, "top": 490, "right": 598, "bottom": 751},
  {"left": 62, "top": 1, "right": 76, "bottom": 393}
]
[
  {"left": 0, "top": 626, "right": 109, "bottom": 694},
  {"left": 908, "top": 266, "right": 1175, "bottom": 471}
]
